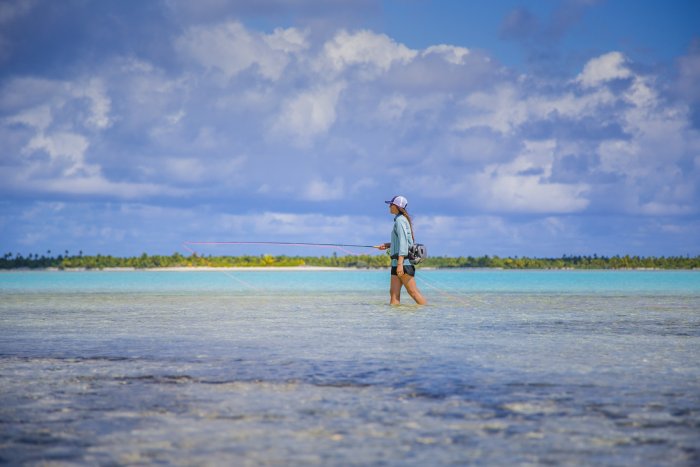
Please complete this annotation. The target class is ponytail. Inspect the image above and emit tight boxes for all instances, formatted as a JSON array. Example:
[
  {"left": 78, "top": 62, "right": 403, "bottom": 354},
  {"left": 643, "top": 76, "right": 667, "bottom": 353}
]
[{"left": 398, "top": 207, "right": 415, "bottom": 243}]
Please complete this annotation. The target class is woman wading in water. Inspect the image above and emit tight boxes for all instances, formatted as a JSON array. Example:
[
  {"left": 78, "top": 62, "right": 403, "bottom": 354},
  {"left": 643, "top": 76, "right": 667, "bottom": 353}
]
[{"left": 375, "top": 195, "right": 427, "bottom": 305}]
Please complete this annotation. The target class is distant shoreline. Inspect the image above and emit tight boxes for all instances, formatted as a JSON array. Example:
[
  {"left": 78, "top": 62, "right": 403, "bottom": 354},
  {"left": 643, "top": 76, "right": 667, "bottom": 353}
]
[
  {"left": 3, "top": 253, "right": 698, "bottom": 270},
  {"left": 1, "top": 266, "right": 698, "bottom": 272}
]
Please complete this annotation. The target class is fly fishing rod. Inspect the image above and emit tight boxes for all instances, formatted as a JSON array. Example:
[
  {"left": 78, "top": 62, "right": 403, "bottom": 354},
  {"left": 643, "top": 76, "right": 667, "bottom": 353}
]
[{"left": 183, "top": 241, "right": 379, "bottom": 249}]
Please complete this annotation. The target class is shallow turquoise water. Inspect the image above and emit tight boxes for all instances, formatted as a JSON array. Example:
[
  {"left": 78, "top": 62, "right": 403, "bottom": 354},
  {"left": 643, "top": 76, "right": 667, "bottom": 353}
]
[
  {"left": 1, "top": 270, "right": 699, "bottom": 465},
  {"left": 1, "top": 269, "right": 698, "bottom": 294}
]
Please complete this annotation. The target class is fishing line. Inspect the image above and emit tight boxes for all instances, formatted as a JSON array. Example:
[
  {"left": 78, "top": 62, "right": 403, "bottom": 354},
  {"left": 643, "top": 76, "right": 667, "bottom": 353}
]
[
  {"left": 218, "top": 270, "right": 258, "bottom": 290},
  {"left": 416, "top": 274, "right": 471, "bottom": 307},
  {"left": 185, "top": 241, "right": 483, "bottom": 305},
  {"left": 181, "top": 240, "right": 380, "bottom": 289},
  {"left": 185, "top": 241, "right": 489, "bottom": 306},
  {"left": 181, "top": 242, "right": 261, "bottom": 290},
  {"left": 416, "top": 274, "right": 490, "bottom": 308}
]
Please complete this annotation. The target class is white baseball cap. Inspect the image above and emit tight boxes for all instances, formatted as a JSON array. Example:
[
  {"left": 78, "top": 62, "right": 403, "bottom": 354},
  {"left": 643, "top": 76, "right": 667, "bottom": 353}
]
[{"left": 385, "top": 195, "right": 408, "bottom": 209}]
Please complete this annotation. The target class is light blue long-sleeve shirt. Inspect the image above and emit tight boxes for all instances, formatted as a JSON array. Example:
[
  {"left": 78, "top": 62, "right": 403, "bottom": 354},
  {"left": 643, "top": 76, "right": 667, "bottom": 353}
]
[{"left": 390, "top": 214, "right": 413, "bottom": 266}]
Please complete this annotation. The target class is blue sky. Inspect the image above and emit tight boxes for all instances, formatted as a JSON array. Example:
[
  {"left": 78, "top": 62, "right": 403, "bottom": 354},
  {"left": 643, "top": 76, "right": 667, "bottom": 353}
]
[{"left": 1, "top": 0, "right": 699, "bottom": 258}]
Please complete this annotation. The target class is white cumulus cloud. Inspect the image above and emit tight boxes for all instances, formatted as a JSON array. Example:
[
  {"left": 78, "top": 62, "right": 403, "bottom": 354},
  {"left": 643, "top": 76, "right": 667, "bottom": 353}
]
[
  {"left": 72, "top": 78, "right": 112, "bottom": 129},
  {"left": 176, "top": 21, "right": 308, "bottom": 81},
  {"left": 422, "top": 44, "right": 470, "bottom": 65},
  {"left": 319, "top": 29, "right": 417, "bottom": 78},
  {"left": 24, "top": 131, "right": 95, "bottom": 177},
  {"left": 471, "top": 140, "right": 590, "bottom": 213},
  {"left": 6, "top": 104, "right": 52, "bottom": 130},
  {"left": 576, "top": 51, "right": 631, "bottom": 88},
  {"left": 271, "top": 82, "right": 346, "bottom": 145}
]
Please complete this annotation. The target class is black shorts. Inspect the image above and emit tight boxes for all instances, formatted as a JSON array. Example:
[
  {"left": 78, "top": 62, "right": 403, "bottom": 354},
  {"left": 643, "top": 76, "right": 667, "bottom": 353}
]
[{"left": 391, "top": 265, "right": 415, "bottom": 277}]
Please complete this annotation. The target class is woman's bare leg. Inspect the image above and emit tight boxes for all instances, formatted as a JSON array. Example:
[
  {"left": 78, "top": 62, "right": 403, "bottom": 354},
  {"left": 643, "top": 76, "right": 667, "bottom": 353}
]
[
  {"left": 390, "top": 275, "right": 402, "bottom": 305},
  {"left": 400, "top": 275, "right": 427, "bottom": 305}
]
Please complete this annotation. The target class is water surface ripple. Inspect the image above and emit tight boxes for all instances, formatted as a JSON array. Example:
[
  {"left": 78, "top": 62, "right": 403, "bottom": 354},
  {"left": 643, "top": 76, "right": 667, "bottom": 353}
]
[{"left": 1, "top": 270, "right": 699, "bottom": 465}]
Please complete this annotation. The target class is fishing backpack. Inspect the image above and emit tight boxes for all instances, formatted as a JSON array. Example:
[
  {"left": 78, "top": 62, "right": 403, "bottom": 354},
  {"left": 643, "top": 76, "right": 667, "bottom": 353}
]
[{"left": 408, "top": 243, "right": 427, "bottom": 265}]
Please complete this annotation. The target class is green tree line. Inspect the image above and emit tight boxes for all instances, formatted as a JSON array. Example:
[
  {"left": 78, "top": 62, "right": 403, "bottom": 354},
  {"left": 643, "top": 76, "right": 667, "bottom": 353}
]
[{"left": 2, "top": 252, "right": 699, "bottom": 270}]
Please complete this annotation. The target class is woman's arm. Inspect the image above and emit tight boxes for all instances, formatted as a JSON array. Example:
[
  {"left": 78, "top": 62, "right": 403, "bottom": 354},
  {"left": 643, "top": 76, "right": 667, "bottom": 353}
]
[{"left": 396, "top": 256, "right": 405, "bottom": 276}]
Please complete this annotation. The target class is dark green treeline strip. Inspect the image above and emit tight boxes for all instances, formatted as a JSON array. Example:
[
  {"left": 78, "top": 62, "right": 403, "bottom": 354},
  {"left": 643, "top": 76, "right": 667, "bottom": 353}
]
[{"left": 2, "top": 252, "right": 699, "bottom": 270}]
